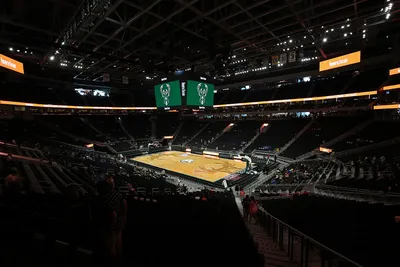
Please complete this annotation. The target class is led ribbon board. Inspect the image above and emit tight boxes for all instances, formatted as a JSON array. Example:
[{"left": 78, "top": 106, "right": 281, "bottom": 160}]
[{"left": 213, "top": 90, "right": 376, "bottom": 108}]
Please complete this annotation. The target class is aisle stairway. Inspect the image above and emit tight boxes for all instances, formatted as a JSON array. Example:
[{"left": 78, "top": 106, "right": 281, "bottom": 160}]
[
  {"left": 248, "top": 224, "right": 298, "bottom": 267},
  {"left": 235, "top": 197, "right": 297, "bottom": 267},
  {"left": 278, "top": 120, "right": 314, "bottom": 156}
]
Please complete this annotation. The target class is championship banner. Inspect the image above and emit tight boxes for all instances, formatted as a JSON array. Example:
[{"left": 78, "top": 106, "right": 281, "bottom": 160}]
[
  {"left": 0, "top": 54, "right": 24, "bottom": 74},
  {"left": 289, "top": 51, "right": 296, "bottom": 63},
  {"left": 271, "top": 55, "right": 279, "bottom": 66},
  {"left": 389, "top": 67, "right": 400, "bottom": 76},
  {"left": 280, "top": 53, "right": 287, "bottom": 64},
  {"left": 319, "top": 51, "right": 361, "bottom": 72}
]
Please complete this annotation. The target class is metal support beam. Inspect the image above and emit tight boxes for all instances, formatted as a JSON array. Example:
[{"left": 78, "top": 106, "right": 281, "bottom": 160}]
[
  {"left": 75, "top": 0, "right": 200, "bottom": 79},
  {"left": 230, "top": 0, "right": 368, "bottom": 50},
  {"left": 77, "top": 0, "right": 124, "bottom": 46},
  {"left": 284, "top": 0, "right": 327, "bottom": 59},
  {"left": 123, "top": 0, "right": 234, "bottom": 42},
  {"left": 233, "top": 1, "right": 282, "bottom": 44},
  {"left": 174, "top": 0, "right": 265, "bottom": 53},
  {"left": 93, "top": 0, "right": 163, "bottom": 52}
]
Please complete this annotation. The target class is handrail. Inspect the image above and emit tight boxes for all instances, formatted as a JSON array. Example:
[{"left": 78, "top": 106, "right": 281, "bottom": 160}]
[{"left": 259, "top": 206, "right": 363, "bottom": 267}]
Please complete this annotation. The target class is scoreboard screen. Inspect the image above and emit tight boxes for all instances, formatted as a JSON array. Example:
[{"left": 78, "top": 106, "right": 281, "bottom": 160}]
[
  {"left": 154, "top": 80, "right": 182, "bottom": 110},
  {"left": 186, "top": 80, "right": 214, "bottom": 108}
]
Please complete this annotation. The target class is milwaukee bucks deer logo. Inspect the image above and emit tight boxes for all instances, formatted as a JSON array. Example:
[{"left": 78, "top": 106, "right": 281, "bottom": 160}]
[
  {"left": 197, "top": 83, "right": 208, "bottom": 105},
  {"left": 160, "top": 83, "right": 171, "bottom": 105}
]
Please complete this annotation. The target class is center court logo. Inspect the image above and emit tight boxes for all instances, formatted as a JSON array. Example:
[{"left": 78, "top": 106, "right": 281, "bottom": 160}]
[
  {"left": 180, "top": 159, "right": 194, "bottom": 164},
  {"left": 197, "top": 83, "right": 208, "bottom": 105},
  {"left": 160, "top": 83, "right": 171, "bottom": 105}
]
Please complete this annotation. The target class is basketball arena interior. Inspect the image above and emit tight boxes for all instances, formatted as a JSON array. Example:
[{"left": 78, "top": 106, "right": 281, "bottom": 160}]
[{"left": 1, "top": 0, "right": 400, "bottom": 266}]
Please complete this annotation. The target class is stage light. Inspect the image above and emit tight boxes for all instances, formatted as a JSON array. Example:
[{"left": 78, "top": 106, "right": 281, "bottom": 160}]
[
  {"left": 323, "top": 38, "right": 327, "bottom": 43},
  {"left": 50, "top": 56, "right": 55, "bottom": 61}
]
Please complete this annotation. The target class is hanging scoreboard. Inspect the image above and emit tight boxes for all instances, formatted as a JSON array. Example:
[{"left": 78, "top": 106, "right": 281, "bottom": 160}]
[{"left": 154, "top": 74, "right": 214, "bottom": 110}]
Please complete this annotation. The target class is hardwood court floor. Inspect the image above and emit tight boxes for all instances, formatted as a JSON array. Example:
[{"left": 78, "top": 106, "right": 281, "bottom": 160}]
[{"left": 132, "top": 151, "right": 246, "bottom": 182}]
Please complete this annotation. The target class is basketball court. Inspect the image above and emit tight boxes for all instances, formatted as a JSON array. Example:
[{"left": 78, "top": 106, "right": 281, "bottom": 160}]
[{"left": 132, "top": 151, "right": 246, "bottom": 182}]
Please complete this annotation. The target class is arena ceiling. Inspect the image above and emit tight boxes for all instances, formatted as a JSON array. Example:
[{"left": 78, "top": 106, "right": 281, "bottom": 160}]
[{"left": 0, "top": 0, "right": 399, "bottom": 85}]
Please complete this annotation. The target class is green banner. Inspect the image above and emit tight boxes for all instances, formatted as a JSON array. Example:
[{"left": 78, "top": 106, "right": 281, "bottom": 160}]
[
  {"left": 186, "top": 80, "right": 214, "bottom": 107},
  {"left": 154, "top": 80, "right": 182, "bottom": 108}
]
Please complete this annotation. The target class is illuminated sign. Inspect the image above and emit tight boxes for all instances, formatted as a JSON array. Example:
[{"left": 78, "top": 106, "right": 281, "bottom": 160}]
[
  {"left": 0, "top": 90, "right": 379, "bottom": 112},
  {"left": 0, "top": 100, "right": 156, "bottom": 110},
  {"left": 389, "top": 67, "right": 400, "bottom": 76},
  {"left": 382, "top": 84, "right": 400, "bottom": 91},
  {"left": 213, "top": 90, "right": 376, "bottom": 108},
  {"left": 0, "top": 54, "right": 24, "bottom": 74},
  {"left": 319, "top": 51, "right": 361, "bottom": 72},
  {"left": 373, "top": 104, "right": 400, "bottom": 110},
  {"left": 319, "top": 147, "right": 333, "bottom": 153},
  {"left": 163, "top": 136, "right": 174, "bottom": 139},
  {"left": 203, "top": 151, "right": 219, "bottom": 156}
]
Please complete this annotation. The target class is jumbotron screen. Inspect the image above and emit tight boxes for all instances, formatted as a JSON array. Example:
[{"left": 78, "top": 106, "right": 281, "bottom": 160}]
[
  {"left": 186, "top": 80, "right": 214, "bottom": 108},
  {"left": 154, "top": 80, "right": 182, "bottom": 109}
]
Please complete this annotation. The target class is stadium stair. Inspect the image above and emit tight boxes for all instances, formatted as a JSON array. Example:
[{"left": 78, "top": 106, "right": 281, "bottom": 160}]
[
  {"left": 322, "top": 119, "right": 374, "bottom": 148},
  {"left": 335, "top": 136, "right": 400, "bottom": 158},
  {"left": 184, "top": 123, "right": 210, "bottom": 146},
  {"left": 241, "top": 129, "right": 265, "bottom": 153},
  {"left": 306, "top": 82, "right": 316, "bottom": 97},
  {"left": 81, "top": 118, "right": 117, "bottom": 142},
  {"left": 339, "top": 73, "right": 358, "bottom": 94},
  {"left": 247, "top": 224, "right": 297, "bottom": 267},
  {"left": 206, "top": 123, "right": 234, "bottom": 148},
  {"left": 33, "top": 164, "right": 60, "bottom": 193},
  {"left": 40, "top": 120, "right": 118, "bottom": 154},
  {"left": 278, "top": 120, "right": 315, "bottom": 156},
  {"left": 20, "top": 161, "right": 45, "bottom": 194},
  {"left": 170, "top": 121, "right": 184, "bottom": 145},
  {"left": 116, "top": 117, "right": 136, "bottom": 143}
]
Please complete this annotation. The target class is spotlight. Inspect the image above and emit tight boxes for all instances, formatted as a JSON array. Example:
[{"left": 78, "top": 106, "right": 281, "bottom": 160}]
[
  {"left": 323, "top": 38, "right": 327, "bottom": 43},
  {"left": 9, "top": 47, "right": 13, "bottom": 51},
  {"left": 50, "top": 56, "right": 55, "bottom": 61}
]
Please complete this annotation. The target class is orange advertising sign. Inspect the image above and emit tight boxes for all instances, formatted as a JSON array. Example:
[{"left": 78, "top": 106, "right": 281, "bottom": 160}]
[
  {"left": 319, "top": 147, "right": 332, "bottom": 153},
  {"left": 373, "top": 104, "right": 400, "bottom": 110},
  {"left": 382, "top": 84, "right": 400, "bottom": 91},
  {"left": 319, "top": 51, "right": 361, "bottom": 72},
  {"left": 389, "top": 67, "right": 400, "bottom": 76},
  {"left": 0, "top": 54, "right": 24, "bottom": 74}
]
